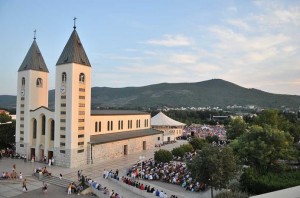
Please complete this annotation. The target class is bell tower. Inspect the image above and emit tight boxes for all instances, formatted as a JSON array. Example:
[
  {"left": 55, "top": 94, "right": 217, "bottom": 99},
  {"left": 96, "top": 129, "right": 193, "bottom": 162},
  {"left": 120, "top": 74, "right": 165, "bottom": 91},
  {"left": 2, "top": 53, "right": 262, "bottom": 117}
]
[
  {"left": 16, "top": 31, "right": 49, "bottom": 156},
  {"left": 54, "top": 19, "right": 91, "bottom": 167}
]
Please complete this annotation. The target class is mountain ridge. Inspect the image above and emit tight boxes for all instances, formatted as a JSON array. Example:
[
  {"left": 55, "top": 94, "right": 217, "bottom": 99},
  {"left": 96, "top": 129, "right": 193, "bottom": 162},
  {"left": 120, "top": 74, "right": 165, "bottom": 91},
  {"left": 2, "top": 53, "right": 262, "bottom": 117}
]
[{"left": 1, "top": 79, "right": 300, "bottom": 110}]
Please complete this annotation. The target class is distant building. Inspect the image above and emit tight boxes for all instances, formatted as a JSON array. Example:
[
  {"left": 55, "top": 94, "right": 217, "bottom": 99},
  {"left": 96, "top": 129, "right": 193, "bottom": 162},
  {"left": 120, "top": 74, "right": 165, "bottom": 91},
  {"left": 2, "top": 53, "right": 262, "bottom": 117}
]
[
  {"left": 151, "top": 112, "right": 185, "bottom": 142},
  {"left": 15, "top": 23, "right": 163, "bottom": 168}
]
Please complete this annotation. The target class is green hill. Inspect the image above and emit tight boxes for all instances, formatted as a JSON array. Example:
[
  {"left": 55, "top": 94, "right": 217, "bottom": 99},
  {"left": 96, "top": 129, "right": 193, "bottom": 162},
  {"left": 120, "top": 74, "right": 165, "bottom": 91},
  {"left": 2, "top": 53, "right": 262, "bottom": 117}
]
[{"left": 1, "top": 79, "right": 300, "bottom": 110}]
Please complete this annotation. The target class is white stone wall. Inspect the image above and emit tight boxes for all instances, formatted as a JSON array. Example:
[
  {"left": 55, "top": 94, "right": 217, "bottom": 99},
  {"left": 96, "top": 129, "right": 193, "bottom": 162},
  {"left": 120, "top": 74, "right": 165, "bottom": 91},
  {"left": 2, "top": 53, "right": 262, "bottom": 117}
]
[{"left": 91, "top": 134, "right": 162, "bottom": 164}]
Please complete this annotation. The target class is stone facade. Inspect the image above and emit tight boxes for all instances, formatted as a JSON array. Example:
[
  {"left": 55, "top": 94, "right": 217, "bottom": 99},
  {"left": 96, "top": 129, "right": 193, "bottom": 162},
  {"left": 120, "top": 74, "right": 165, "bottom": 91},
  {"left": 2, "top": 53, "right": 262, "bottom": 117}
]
[{"left": 92, "top": 134, "right": 160, "bottom": 164}]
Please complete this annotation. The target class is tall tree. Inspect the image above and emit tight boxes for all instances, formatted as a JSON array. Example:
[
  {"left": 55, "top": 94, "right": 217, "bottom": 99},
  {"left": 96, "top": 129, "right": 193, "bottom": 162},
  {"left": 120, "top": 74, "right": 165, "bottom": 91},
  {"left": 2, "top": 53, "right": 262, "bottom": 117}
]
[
  {"left": 188, "top": 145, "right": 237, "bottom": 198},
  {"left": 226, "top": 117, "right": 247, "bottom": 140},
  {"left": 0, "top": 113, "right": 15, "bottom": 149},
  {"left": 231, "top": 125, "right": 294, "bottom": 170}
]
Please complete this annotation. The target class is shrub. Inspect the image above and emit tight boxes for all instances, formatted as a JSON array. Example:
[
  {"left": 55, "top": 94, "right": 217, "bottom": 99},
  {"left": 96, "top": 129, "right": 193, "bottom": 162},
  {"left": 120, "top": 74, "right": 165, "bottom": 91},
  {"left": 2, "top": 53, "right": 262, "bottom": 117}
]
[
  {"left": 240, "top": 168, "right": 300, "bottom": 195},
  {"left": 180, "top": 143, "right": 193, "bottom": 153},
  {"left": 189, "top": 138, "right": 207, "bottom": 150},
  {"left": 215, "top": 191, "right": 249, "bottom": 198},
  {"left": 172, "top": 147, "right": 185, "bottom": 158},
  {"left": 154, "top": 149, "right": 173, "bottom": 163}
]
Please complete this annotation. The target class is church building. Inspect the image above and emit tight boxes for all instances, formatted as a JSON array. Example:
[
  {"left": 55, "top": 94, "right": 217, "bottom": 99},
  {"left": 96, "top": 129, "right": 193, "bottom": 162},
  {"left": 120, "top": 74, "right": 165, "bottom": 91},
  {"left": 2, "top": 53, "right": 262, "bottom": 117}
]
[{"left": 15, "top": 23, "right": 163, "bottom": 168}]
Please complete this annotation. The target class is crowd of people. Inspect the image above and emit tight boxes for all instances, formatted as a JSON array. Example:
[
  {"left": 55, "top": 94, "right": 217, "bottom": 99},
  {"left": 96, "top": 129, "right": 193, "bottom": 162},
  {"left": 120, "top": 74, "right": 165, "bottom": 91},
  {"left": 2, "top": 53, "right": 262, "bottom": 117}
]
[
  {"left": 183, "top": 124, "right": 227, "bottom": 140},
  {"left": 122, "top": 176, "right": 178, "bottom": 198},
  {"left": 33, "top": 166, "right": 51, "bottom": 176},
  {"left": 127, "top": 158, "right": 206, "bottom": 193},
  {"left": 78, "top": 169, "right": 122, "bottom": 198}
]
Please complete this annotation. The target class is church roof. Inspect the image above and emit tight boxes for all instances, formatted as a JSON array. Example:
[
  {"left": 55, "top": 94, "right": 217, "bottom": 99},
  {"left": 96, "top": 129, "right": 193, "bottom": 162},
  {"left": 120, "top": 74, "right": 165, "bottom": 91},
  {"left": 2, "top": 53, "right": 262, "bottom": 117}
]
[
  {"left": 151, "top": 112, "right": 186, "bottom": 126},
  {"left": 56, "top": 29, "right": 91, "bottom": 67},
  {"left": 90, "top": 128, "right": 163, "bottom": 145},
  {"left": 18, "top": 40, "right": 49, "bottom": 72},
  {"left": 91, "top": 110, "right": 149, "bottom": 116}
]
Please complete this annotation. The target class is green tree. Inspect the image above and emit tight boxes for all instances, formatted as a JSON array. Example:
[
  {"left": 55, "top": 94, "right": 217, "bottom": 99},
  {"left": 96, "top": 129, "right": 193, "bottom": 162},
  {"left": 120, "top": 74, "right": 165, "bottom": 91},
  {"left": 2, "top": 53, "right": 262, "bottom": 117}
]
[
  {"left": 226, "top": 117, "right": 247, "bottom": 140},
  {"left": 180, "top": 143, "right": 193, "bottom": 153},
  {"left": 0, "top": 113, "right": 15, "bottom": 149},
  {"left": 188, "top": 145, "right": 238, "bottom": 198},
  {"left": 231, "top": 125, "right": 294, "bottom": 170},
  {"left": 206, "top": 135, "right": 219, "bottom": 143},
  {"left": 189, "top": 138, "right": 207, "bottom": 150},
  {"left": 154, "top": 149, "right": 173, "bottom": 163},
  {"left": 172, "top": 147, "right": 185, "bottom": 158}
]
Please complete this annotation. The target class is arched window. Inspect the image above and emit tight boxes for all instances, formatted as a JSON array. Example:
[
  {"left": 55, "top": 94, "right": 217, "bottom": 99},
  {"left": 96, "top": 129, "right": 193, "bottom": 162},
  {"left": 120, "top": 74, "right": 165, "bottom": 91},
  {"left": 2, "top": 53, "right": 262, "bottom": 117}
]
[
  {"left": 33, "top": 119, "right": 37, "bottom": 139},
  {"left": 22, "top": 77, "right": 25, "bottom": 86},
  {"left": 42, "top": 115, "right": 46, "bottom": 135},
  {"left": 36, "top": 78, "right": 43, "bottom": 87},
  {"left": 107, "top": 121, "right": 110, "bottom": 131},
  {"left": 62, "top": 72, "right": 67, "bottom": 83},
  {"left": 98, "top": 122, "right": 101, "bottom": 132},
  {"left": 50, "top": 120, "right": 55, "bottom": 141},
  {"left": 79, "top": 73, "right": 85, "bottom": 83}
]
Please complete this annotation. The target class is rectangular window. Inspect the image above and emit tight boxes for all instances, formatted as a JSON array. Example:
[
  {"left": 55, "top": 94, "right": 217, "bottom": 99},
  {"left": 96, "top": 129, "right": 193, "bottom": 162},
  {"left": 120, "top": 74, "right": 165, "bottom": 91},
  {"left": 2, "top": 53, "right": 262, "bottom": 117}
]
[
  {"left": 20, "top": 137, "right": 24, "bottom": 141},
  {"left": 158, "top": 137, "right": 160, "bottom": 141},
  {"left": 61, "top": 96, "right": 66, "bottom": 99},
  {"left": 60, "top": 127, "right": 65, "bottom": 130},
  {"left": 21, "top": 104, "right": 24, "bottom": 107},
  {"left": 78, "top": 119, "right": 85, "bottom": 122},
  {"left": 60, "top": 119, "right": 66, "bottom": 122},
  {"left": 79, "top": 103, "right": 85, "bottom": 107},
  {"left": 79, "top": 96, "right": 85, "bottom": 99},
  {"left": 61, "top": 111, "right": 66, "bottom": 115},
  {"left": 78, "top": 149, "right": 84, "bottom": 153},
  {"left": 79, "top": 111, "right": 85, "bottom": 115},
  {"left": 20, "top": 111, "right": 24, "bottom": 114},
  {"left": 20, "top": 124, "right": 24, "bottom": 127},
  {"left": 98, "top": 122, "right": 101, "bottom": 132},
  {"left": 79, "top": 88, "right": 85, "bottom": 92},
  {"left": 61, "top": 103, "right": 66, "bottom": 107},
  {"left": 78, "top": 134, "right": 84, "bottom": 138},
  {"left": 20, "top": 117, "right": 24, "bottom": 121},
  {"left": 60, "top": 150, "right": 65, "bottom": 154},
  {"left": 78, "top": 142, "right": 84, "bottom": 146},
  {"left": 21, "top": 97, "right": 25, "bottom": 100},
  {"left": 20, "top": 144, "right": 24, "bottom": 147},
  {"left": 60, "top": 135, "right": 66, "bottom": 138},
  {"left": 78, "top": 126, "right": 84, "bottom": 130},
  {"left": 20, "top": 131, "right": 24, "bottom": 134},
  {"left": 60, "top": 142, "right": 65, "bottom": 146}
]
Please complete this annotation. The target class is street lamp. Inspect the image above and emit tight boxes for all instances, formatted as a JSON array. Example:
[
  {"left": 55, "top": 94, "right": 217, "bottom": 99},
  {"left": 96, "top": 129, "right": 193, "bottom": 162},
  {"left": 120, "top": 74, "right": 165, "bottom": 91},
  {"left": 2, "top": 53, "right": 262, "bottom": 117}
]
[{"left": 139, "top": 156, "right": 145, "bottom": 172}]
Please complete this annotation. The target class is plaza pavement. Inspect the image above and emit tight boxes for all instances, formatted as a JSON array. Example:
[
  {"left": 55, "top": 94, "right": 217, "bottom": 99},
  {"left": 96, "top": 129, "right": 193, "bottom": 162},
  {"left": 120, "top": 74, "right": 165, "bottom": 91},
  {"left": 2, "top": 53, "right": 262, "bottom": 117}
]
[{"left": 0, "top": 140, "right": 217, "bottom": 198}]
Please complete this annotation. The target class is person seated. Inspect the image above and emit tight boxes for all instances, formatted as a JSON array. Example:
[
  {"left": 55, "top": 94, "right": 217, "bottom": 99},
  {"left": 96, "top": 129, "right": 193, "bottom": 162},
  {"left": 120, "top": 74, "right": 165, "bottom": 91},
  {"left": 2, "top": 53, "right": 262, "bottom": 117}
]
[{"left": 42, "top": 183, "right": 48, "bottom": 194}]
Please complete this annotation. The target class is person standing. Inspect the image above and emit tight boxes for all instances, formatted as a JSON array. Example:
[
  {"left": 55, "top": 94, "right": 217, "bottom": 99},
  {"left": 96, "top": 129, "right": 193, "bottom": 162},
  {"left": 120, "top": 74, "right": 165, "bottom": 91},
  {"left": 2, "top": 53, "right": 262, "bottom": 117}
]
[
  {"left": 22, "top": 179, "right": 28, "bottom": 192},
  {"left": 19, "top": 172, "right": 23, "bottom": 180},
  {"left": 67, "top": 183, "right": 72, "bottom": 195},
  {"left": 48, "top": 158, "right": 52, "bottom": 167}
]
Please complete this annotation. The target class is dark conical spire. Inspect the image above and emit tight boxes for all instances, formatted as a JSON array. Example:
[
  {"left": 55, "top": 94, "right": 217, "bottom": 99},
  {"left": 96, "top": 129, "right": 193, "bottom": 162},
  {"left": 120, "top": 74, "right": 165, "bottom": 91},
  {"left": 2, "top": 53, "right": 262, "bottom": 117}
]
[
  {"left": 18, "top": 39, "right": 49, "bottom": 72},
  {"left": 56, "top": 29, "right": 91, "bottom": 67}
]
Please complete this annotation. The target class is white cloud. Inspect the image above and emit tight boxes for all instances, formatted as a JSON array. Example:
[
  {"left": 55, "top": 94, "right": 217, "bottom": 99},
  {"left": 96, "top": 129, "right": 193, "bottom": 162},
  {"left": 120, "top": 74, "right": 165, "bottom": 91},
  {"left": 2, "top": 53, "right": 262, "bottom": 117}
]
[
  {"left": 143, "top": 34, "right": 192, "bottom": 47},
  {"left": 168, "top": 54, "right": 198, "bottom": 64},
  {"left": 227, "top": 19, "right": 251, "bottom": 31}
]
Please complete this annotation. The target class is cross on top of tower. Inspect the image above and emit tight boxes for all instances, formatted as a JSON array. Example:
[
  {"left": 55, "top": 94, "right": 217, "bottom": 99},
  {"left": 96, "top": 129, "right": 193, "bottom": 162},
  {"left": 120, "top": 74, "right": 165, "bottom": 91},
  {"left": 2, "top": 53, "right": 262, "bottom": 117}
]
[
  {"left": 73, "top": 17, "right": 77, "bottom": 29},
  {"left": 34, "top": 29, "right": 36, "bottom": 40}
]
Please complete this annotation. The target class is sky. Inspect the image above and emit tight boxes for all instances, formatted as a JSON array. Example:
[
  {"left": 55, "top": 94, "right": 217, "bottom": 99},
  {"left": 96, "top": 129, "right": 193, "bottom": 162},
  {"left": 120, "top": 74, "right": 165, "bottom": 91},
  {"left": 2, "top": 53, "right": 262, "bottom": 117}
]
[{"left": 0, "top": 0, "right": 299, "bottom": 95}]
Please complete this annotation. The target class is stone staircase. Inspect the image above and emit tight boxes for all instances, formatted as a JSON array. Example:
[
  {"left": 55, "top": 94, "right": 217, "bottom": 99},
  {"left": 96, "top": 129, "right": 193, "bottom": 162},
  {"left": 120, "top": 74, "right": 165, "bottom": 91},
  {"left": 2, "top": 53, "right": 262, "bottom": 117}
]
[{"left": 39, "top": 175, "right": 75, "bottom": 188}]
